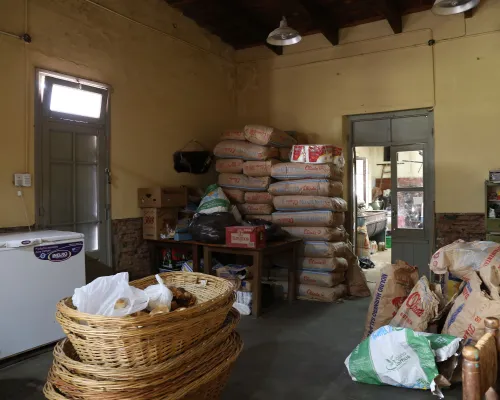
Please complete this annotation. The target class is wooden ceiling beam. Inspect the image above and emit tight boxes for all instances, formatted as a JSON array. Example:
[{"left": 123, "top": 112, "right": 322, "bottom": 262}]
[
  {"left": 376, "top": 0, "right": 402, "bottom": 34},
  {"left": 299, "top": 0, "right": 339, "bottom": 46}
]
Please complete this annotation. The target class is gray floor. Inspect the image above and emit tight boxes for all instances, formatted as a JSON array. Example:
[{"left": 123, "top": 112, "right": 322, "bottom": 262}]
[{"left": 0, "top": 298, "right": 462, "bottom": 400}]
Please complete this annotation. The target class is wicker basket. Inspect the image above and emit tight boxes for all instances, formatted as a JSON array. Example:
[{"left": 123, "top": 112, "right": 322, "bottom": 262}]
[
  {"left": 44, "top": 332, "right": 243, "bottom": 400},
  {"left": 56, "top": 272, "right": 235, "bottom": 367}
]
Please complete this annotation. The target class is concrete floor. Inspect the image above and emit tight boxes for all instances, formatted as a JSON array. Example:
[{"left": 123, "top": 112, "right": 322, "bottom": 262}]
[{"left": 0, "top": 298, "right": 462, "bottom": 400}]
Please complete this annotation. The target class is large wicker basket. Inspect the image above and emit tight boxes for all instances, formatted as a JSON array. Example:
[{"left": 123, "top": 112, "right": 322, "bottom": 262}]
[
  {"left": 44, "top": 332, "right": 243, "bottom": 400},
  {"left": 56, "top": 272, "right": 235, "bottom": 368}
]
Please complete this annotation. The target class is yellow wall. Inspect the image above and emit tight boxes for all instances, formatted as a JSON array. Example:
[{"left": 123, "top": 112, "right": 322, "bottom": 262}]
[
  {"left": 0, "top": 0, "right": 236, "bottom": 227},
  {"left": 235, "top": 0, "right": 500, "bottom": 213}
]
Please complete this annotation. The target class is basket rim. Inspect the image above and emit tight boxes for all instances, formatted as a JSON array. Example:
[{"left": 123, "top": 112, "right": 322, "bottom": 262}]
[
  {"left": 52, "top": 308, "right": 240, "bottom": 379},
  {"left": 58, "top": 272, "right": 234, "bottom": 324},
  {"left": 44, "top": 333, "right": 242, "bottom": 400}
]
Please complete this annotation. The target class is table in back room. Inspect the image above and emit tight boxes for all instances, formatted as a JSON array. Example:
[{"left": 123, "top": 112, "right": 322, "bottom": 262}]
[{"left": 202, "top": 238, "right": 302, "bottom": 318}]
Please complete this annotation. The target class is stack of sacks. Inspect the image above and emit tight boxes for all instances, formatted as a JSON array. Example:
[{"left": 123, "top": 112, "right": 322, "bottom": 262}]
[
  {"left": 269, "top": 145, "right": 348, "bottom": 302},
  {"left": 215, "top": 125, "right": 297, "bottom": 222}
]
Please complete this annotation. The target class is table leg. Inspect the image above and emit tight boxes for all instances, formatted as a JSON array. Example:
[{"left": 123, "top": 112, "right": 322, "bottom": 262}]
[
  {"left": 148, "top": 242, "right": 159, "bottom": 275},
  {"left": 288, "top": 243, "right": 298, "bottom": 304},
  {"left": 203, "top": 246, "right": 212, "bottom": 275},
  {"left": 252, "top": 251, "right": 263, "bottom": 318},
  {"left": 192, "top": 244, "right": 200, "bottom": 272}
]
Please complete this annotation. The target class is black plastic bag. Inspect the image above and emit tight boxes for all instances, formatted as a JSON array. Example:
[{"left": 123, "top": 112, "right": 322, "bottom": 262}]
[
  {"left": 243, "top": 219, "right": 287, "bottom": 242},
  {"left": 188, "top": 212, "right": 237, "bottom": 243},
  {"left": 173, "top": 140, "right": 212, "bottom": 174}
]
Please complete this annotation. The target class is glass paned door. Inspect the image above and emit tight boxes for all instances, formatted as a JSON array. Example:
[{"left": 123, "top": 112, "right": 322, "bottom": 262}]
[{"left": 391, "top": 144, "right": 427, "bottom": 239}]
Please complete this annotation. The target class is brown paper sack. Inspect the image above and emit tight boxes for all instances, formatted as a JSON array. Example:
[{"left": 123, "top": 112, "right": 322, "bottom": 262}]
[
  {"left": 222, "top": 188, "right": 245, "bottom": 204},
  {"left": 216, "top": 159, "right": 244, "bottom": 174},
  {"left": 214, "top": 140, "right": 274, "bottom": 161},
  {"left": 390, "top": 276, "right": 440, "bottom": 332},
  {"left": 271, "top": 162, "right": 344, "bottom": 181},
  {"left": 244, "top": 192, "right": 274, "bottom": 205},
  {"left": 363, "top": 260, "right": 419, "bottom": 338},
  {"left": 272, "top": 211, "right": 345, "bottom": 227},
  {"left": 442, "top": 271, "right": 500, "bottom": 345},
  {"left": 344, "top": 248, "right": 371, "bottom": 298},
  {"left": 221, "top": 129, "right": 245, "bottom": 141},
  {"left": 299, "top": 241, "right": 348, "bottom": 258},
  {"left": 237, "top": 203, "right": 274, "bottom": 215},
  {"left": 269, "top": 179, "right": 343, "bottom": 197},
  {"left": 273, "top": 196, "right": 348, "bottom": 212},
  {"left": 243, "top": 160, "right": 280, "bottom": 177},
  {"left": 244, "top": 125, "right": 297, "bottom": 147},
  {"left": 218, "top": 174, "right": 271, "bottom": 191},
  {"left": 282, "top": 226, "right": 346, "bottom": 241}
]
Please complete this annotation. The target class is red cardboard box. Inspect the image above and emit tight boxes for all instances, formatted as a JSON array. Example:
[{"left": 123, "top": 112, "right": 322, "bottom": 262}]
[{"left": 226, "top": 226, "right": 266, "bottom": 249}]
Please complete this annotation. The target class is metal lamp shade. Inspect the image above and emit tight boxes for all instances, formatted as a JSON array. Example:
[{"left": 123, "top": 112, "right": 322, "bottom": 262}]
[
  {"left": 432, "top": 0, "right": 480, "bottom": 15},
  {"left": 267, "top": 17, "right": 302, "bottom": 46}
]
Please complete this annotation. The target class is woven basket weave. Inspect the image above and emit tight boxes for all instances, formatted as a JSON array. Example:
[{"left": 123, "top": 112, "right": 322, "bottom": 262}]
[
  {"left": 56, "top": 272, "right": 234, "bottom": 368},
  {"left": 44, "top": 332, "right": 243, "bottom": 400}
]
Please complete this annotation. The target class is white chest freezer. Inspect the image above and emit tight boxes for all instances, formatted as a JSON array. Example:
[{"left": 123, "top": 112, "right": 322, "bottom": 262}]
[{"left": 0, "top": 230, "right": 86, "bottom": 360}]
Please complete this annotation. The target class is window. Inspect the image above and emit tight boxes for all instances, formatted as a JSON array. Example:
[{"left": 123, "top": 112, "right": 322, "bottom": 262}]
[{"left": 50, "top": 84, "right": 103, "bottom": 118}]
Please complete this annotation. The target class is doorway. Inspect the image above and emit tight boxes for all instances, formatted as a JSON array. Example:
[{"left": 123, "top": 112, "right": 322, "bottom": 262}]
[
  {"left": 348, "top": 109, "right": 434, "bottom": 280},
  {"left": 35, "top": 70, "right": 111, "bottom": 266}
]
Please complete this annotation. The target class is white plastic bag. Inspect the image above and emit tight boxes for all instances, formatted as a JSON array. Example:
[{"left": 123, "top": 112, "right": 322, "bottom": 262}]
[
  {"left": 144, "top": 274, "right": 174, "bottom": 311},
  {"left": 72, "top": 272, "right": 149, "bottom": 317}
]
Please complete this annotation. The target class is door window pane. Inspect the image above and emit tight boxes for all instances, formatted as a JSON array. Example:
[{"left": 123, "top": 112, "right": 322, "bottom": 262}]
[
  {"left": 50, "top": 130, "right": 72, "bottom": 161},
  {"left": 50, "top": 164, "right": 73, "bottom": 225},
  {"left": 75, "top": 134, "right": 97, "bottom": 162},
  {"left": 50, "top": 84, "right": 102, "bottom": 118},
  {"left": 76, "top": 165, "right": 98, "bottom": 221},
  {"left": 396, "top": 150, "right": 423, "bottom": 188},
  {"left": 397, "top": 191, "right": 424, "bottom": 229},
  {"left": 77, "top": 223, "right": 99, "bottom": 251}
]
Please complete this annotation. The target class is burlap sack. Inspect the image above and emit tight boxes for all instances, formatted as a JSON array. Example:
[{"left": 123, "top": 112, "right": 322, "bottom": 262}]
[
  {"left": 244, "top": 192, "right": 274, "bottom": 205},
  {"left": 390, "top": 276, "right": 440, "bottom": 332},
  {"left": 344, "top": 247, "right": 371, "bottom": 298},
  {"left": 275, "top": 281, "right": 347, "bottom": 302},
  {"left": 271, "top": 163, "right": 343, "bottom": 181},
  {"left": 363, "top": 260, "right": 419, "bottom": 338},
  {"left": 243, "top": 160, "right": 280, "bottom": 177},
  {"left": 279, "top": 147, "right": 291, "bottom": 161},
  {"left": 244, "top": 214, "right": 273, "bottom": 222},
  {"left": 244, "top": 125, "right": 297, "bottom": 148},
  {"left": 282, "top": 226, "right": 346, "bottom": 241},
  {"left": 272, "top": 210, "right": 345, "bottom": 227},
  {"left": 222, "top": 188, "right": 245, "bottom": 204},
  {"left": 442, "top": 272, "right": 500, "bottom": 345},
  {"left": 218, "top": 174, "right": 270, "bottom": 191},
  {"left": 215, "top": 159, "right": 244, "bottom": 173},
  {"left": 430, "top": 240, "right": 500, "bottom": 296},
  {"left": 237, "top": 203, "right": 274, "bottom": 215},
  {"left": 220, "top": 129, "right": 245, "bottom": 141},
  {"left": 214, "top": 140, "right": 274, "bottom": 161},
  {"left": 273, "top": 196, "right": 347, "bottom": 212},
  {"left": 299, "top": 241, "right": 348, "bottom": 258},
  {"left": 269, "top": 179, "right": 343, "bottom": 197}
]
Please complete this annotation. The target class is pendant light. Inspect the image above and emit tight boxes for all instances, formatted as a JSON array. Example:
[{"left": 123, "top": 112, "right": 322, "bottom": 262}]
[
  {"left": 267, "top": 17, "right": 302, "bottom": 46},
  {"left": 432, "top": 0, "right": 480, "bottom": 15}
]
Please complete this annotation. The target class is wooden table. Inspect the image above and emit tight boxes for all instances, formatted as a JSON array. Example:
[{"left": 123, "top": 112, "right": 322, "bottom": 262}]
[
  {"left": 147, "top": 238, "right": 301, "bottom": 317},
  {"left": 202, "top": 239, "right": 301, "bottom": 317}
]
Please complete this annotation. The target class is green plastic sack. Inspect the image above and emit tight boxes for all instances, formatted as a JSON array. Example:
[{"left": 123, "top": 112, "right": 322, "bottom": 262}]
[
  {"left": 197, "top": 184, "right": 230, "bottom": 214},
  {"left": 345, "top": 325, "right": 461, "bottom": 398}
]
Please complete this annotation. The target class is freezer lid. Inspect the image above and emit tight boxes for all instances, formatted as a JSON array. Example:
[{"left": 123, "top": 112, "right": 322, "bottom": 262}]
[{"left": 0, "top": 230, "right": 84, "bottom": 248}]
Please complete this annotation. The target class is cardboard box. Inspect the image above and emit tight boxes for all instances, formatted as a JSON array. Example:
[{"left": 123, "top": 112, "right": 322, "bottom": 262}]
[
  {"left": 138, "top": 187, "right": 188, "bottom": 208},
  {"left": 225, "top": 226, "right": 265, "bottom": 249},
  {"left": 142, "top": 208, "right": 179, "bottom": 240}
]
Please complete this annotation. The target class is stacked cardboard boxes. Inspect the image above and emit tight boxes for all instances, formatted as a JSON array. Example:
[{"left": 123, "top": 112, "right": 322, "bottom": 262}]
[
  {"left": 215, "top": 125, "right": 297, "bottom": 220},
  {"left": 268, "top": 145, "right": 349, "bottom": 302},
  {"left": 137, "top": 187, "right": 188, "bottom": 240}
]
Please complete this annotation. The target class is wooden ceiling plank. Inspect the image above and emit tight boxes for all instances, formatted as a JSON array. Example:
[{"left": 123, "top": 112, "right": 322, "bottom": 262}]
[
  {"left": 299, "top": 0, "right": 339, "bottom": 46},
  {"left": 377, "top": 0, "right": 403, "bottom": 34}
]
